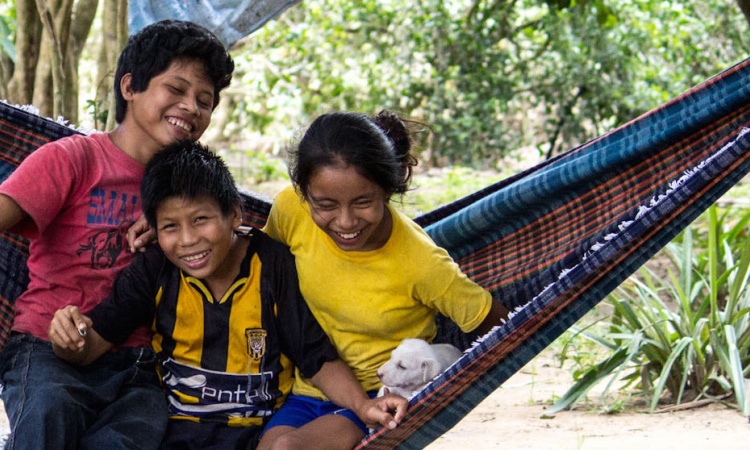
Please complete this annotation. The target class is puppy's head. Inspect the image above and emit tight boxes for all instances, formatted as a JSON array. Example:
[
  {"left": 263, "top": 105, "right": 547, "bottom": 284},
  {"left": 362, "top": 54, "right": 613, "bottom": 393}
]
[{"left": 377, "top": 339, "right": 442, "bottom": 391}]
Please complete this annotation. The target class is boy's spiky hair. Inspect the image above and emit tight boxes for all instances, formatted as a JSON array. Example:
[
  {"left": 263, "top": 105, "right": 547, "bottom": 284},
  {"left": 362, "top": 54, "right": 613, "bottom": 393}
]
[{"left": 141, "top": 140, "right": 241, "bottom": 229}]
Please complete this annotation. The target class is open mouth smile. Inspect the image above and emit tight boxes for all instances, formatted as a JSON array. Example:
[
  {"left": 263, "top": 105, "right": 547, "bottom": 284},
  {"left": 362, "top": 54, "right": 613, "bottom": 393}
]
[
  {"left": 336, "top": 230, "right": 362, "bottom": 240},
  {"left": 167, "top": 117, "right": 193, "bottom": 132},
  {"left": 181, "top": 250, "right": 209, "bottom": 264}
]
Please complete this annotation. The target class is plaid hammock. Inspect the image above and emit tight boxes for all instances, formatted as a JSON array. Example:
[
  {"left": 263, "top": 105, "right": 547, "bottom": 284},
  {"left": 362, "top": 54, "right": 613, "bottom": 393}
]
[{"left": 1, "top": 57, "right": 750, "bottom": 449}]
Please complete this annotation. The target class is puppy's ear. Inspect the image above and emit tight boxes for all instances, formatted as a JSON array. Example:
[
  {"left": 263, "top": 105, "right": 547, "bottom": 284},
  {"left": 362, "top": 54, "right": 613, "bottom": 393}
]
[{"left": 421, "top": 358, "right": 440, "bottom": 383}]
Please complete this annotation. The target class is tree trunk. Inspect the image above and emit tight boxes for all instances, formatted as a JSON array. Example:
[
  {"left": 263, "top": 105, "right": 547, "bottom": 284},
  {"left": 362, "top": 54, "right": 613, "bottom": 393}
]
[
  {"left": 100, "top": 0, "right": 128, "bottom": 131},
  {"left": 7, "top": 0, "right": 42, "bottom": 106},
  {"left": 0, "top": 53, "right": 12, "bottom": 101},
  {"left": 32, "top": 11, "right": 54, "bottom": 117},
  {"left": 737, "top": 0, "right": 750, "bottom": 28},
  {"left": 33, "top": 0, "right": 71, "bottom": 119},
  {"left": 64, "top": 0, "right": 99, "bottom": 125},
  {"left": 31, "top": 0, "right": 97, "bottom": 122}
]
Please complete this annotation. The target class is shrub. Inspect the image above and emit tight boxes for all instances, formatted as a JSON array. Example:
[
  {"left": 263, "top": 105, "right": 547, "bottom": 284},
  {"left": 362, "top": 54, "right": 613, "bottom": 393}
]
[{"left": 550, "top": 205, "right": 750, "bottom": 414}]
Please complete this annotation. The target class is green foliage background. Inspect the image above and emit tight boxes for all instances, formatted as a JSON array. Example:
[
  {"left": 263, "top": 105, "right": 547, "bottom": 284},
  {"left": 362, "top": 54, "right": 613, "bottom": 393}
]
[
  {"left": 1, "top": 1, "right": 748, "bottom": 168},
  {"left": 224, "top": 0, "right": 749, "bottom": 168}
]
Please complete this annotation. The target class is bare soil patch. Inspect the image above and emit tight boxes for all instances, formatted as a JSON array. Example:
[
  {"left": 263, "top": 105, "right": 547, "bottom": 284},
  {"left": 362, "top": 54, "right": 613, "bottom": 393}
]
[{"left": 425, "top": 347, "right": 747, "bottom": 450}]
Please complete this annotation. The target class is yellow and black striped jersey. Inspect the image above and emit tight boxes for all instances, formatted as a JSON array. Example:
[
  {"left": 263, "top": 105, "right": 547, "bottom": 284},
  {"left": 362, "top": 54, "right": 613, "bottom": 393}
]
[{"left": 89, "top": 230, "right": 338, "bottom": 427}]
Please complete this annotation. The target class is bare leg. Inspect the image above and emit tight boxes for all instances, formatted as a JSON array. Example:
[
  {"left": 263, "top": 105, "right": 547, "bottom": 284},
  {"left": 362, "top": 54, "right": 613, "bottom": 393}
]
[
  {"left": 256, "top": 415, "right": 364, "bottom": 450},
  {"left": 256, "top": 425, "right": 295, "bottom": 450}
]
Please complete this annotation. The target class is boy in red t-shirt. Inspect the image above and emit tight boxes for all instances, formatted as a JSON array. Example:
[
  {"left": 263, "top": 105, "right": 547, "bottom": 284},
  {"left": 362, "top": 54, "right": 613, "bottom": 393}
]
[{"left": 0, "top": 20, "right": 234, "bottom": 449}]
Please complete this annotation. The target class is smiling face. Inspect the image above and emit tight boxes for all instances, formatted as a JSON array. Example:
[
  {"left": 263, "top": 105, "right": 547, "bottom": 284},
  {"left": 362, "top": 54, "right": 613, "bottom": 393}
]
[
  {"left": 306, "top": 163, "right": 393, "bottom": 252},
  {"left": 115, "top": 58, "right": 216, "bottom": 163},
  {"left": 155, "top": 195, "right": 242, "bottom": 295}
]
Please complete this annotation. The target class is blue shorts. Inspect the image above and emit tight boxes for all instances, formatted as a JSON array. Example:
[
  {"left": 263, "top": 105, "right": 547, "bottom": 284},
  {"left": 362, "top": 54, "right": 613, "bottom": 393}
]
[{"left": 264, "top": 392, "right": 378, "bottom": 436}]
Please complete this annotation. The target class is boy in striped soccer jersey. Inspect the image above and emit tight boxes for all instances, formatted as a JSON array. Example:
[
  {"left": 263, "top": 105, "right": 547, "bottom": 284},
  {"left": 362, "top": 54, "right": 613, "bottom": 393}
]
[{"left": 48, "top": 141, "right": 407, "bottom": 450}]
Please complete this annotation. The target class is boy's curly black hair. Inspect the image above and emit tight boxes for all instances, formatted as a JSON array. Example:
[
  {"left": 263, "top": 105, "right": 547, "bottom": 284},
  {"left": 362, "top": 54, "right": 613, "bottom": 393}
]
[{"left": 114, "top": 20, "right": 235, "bottom": 123}]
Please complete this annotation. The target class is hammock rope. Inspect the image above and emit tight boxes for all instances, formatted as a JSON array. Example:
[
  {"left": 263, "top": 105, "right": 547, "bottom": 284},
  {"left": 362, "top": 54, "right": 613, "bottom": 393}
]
[{"left": 0, "top": 57, "right": 749, "bottom": 450}]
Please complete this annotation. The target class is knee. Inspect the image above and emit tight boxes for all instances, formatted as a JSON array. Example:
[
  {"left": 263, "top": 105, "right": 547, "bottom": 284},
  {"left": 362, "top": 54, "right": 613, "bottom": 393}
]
[
  {"left": 21, "top": 386, "right": 85, "bottom": 421},
  {"left": 257, "top": 428, "right": 308, "bottom": 450},
  {"left": 5, "top": 387, "right": 86, "bottom": 445},
  {"left": 33, "top": 383, "right": 80, "bottom": 403},
  {"left": 263, "top": 433, "right": 306, "bottom": 450}
]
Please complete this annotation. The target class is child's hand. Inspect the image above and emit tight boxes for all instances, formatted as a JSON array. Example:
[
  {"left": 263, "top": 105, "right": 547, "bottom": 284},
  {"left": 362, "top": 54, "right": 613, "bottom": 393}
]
[
  {"left": 127, "top": 215, "right": 156, "bottom": 253},
  {"left": 48, "top": 305, "right": 93, "bottom": 352},
  {"left": 357, "top": 393, "right": 409, "bottom": 430}
]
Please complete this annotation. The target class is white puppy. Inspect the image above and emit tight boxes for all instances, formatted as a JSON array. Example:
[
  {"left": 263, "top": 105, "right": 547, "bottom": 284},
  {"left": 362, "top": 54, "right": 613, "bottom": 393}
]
[{"left": 377, "top": 338, "right": 463, "bottom": 398}]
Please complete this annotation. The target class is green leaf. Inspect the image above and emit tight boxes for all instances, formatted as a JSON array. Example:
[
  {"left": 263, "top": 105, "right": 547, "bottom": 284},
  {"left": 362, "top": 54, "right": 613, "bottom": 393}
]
[
  {"left": 548, "top": 347, "right": 630, "bottom": 414},
  {"left": 649, "top": 337, "right": 693, "bottom": 412},
  {"left": 724, "top": 325, "right": 747, "bottom": 415},
  {"left": 0, "top": 14, "right": 14, "bottom": 62}
]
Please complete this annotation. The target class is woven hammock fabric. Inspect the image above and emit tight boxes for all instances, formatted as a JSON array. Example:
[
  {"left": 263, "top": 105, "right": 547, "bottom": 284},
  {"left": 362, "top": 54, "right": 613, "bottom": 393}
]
[
  {"left": 358, "top": 57, "right": 750, "bottom": 448},
  {"left": 0, "top": 57, "right": 749, "bottom": 449}
]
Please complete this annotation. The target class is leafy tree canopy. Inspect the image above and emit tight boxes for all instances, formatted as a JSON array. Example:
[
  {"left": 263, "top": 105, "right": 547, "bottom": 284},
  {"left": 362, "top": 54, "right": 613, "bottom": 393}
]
[
  {"left": 228, "top": 0, "right": 748, "bottom": 166},
  {"left": 0, "top": 0, "right": 747, "bottom": 167}
]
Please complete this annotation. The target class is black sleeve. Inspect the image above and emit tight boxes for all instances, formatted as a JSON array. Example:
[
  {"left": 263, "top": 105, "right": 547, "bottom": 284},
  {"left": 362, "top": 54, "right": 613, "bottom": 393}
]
[
  {"left": 88, "top": 245, "right": 164, "bottom": 345},
  {"left": 257, "top": 232, "right": 339, "bottom": 378}
]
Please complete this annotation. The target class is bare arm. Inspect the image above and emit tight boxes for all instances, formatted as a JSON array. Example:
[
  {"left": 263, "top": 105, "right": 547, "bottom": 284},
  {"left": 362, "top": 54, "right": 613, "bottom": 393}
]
[
  {"left": 310, "top": 359, "right": 408, "bottom": 429},
  {"left": 0, "top": 194, "right": 27, "bottom": 232},
  {"left": 473, "top": 299, "right": 511, "bottom": 336},
  {"left": 48, "top": 305, "right": 113, "bottom": 366}
]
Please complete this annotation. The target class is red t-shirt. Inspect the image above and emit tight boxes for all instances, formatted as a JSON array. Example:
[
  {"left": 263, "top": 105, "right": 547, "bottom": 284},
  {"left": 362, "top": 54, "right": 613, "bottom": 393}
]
[{"left": 0, "top": 132, "right": 150, "bottom": 347}]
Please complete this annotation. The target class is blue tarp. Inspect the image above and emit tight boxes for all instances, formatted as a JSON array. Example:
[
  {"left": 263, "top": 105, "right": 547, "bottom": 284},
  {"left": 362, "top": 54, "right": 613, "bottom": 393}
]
[{"left": 129, "top": 0, "right": 301, "bottom": 48}]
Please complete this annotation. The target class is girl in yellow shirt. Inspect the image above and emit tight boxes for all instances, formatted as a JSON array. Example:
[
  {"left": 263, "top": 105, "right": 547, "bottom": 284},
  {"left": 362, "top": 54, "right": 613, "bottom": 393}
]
[{"left": 258, "top": 110, "right": 510, "bottom": 450}]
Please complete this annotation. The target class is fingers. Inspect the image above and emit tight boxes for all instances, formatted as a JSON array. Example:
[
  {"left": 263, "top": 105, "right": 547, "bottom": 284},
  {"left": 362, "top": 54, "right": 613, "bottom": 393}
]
[
  {"left": 127, "top": 216, "right": 155, "bottom": 253},
  {"left": 382, "top": 393, "right": 409, "bottom": 425},
  {"left": 366, "top": 394, "right": 409, "bottom": 429},
  {"left": 48, "top": 305, "right": 91, "bottom": 351}
]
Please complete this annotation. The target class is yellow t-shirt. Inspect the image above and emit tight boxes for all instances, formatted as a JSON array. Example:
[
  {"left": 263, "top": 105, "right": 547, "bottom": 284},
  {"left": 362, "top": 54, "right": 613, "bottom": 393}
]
[{"left": 263, "top": 186, "right": 492, "bottom": 398}]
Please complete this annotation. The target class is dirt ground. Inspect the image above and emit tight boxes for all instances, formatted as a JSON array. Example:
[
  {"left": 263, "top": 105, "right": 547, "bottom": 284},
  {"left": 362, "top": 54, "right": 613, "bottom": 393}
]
[{"left": 424, "top": 348, "right": 748, "bottom": 450}]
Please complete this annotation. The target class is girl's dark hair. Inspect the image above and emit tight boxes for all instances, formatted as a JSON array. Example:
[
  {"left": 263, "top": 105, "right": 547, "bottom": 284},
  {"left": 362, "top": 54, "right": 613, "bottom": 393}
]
[
  {"left": 114, "top": 20, "right": 235, "bottom": 123},
  {"left": 288, "top": 110, "right": 419, "bottom": 199},
  {"left": 141, "top": 140, "right": 241, "bottom": 229}
]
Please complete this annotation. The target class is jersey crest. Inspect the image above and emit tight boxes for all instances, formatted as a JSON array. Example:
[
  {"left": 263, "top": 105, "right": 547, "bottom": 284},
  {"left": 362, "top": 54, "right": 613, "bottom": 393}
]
[{"left": 246, "top": 328, "right": 267, "bottom": 361}]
